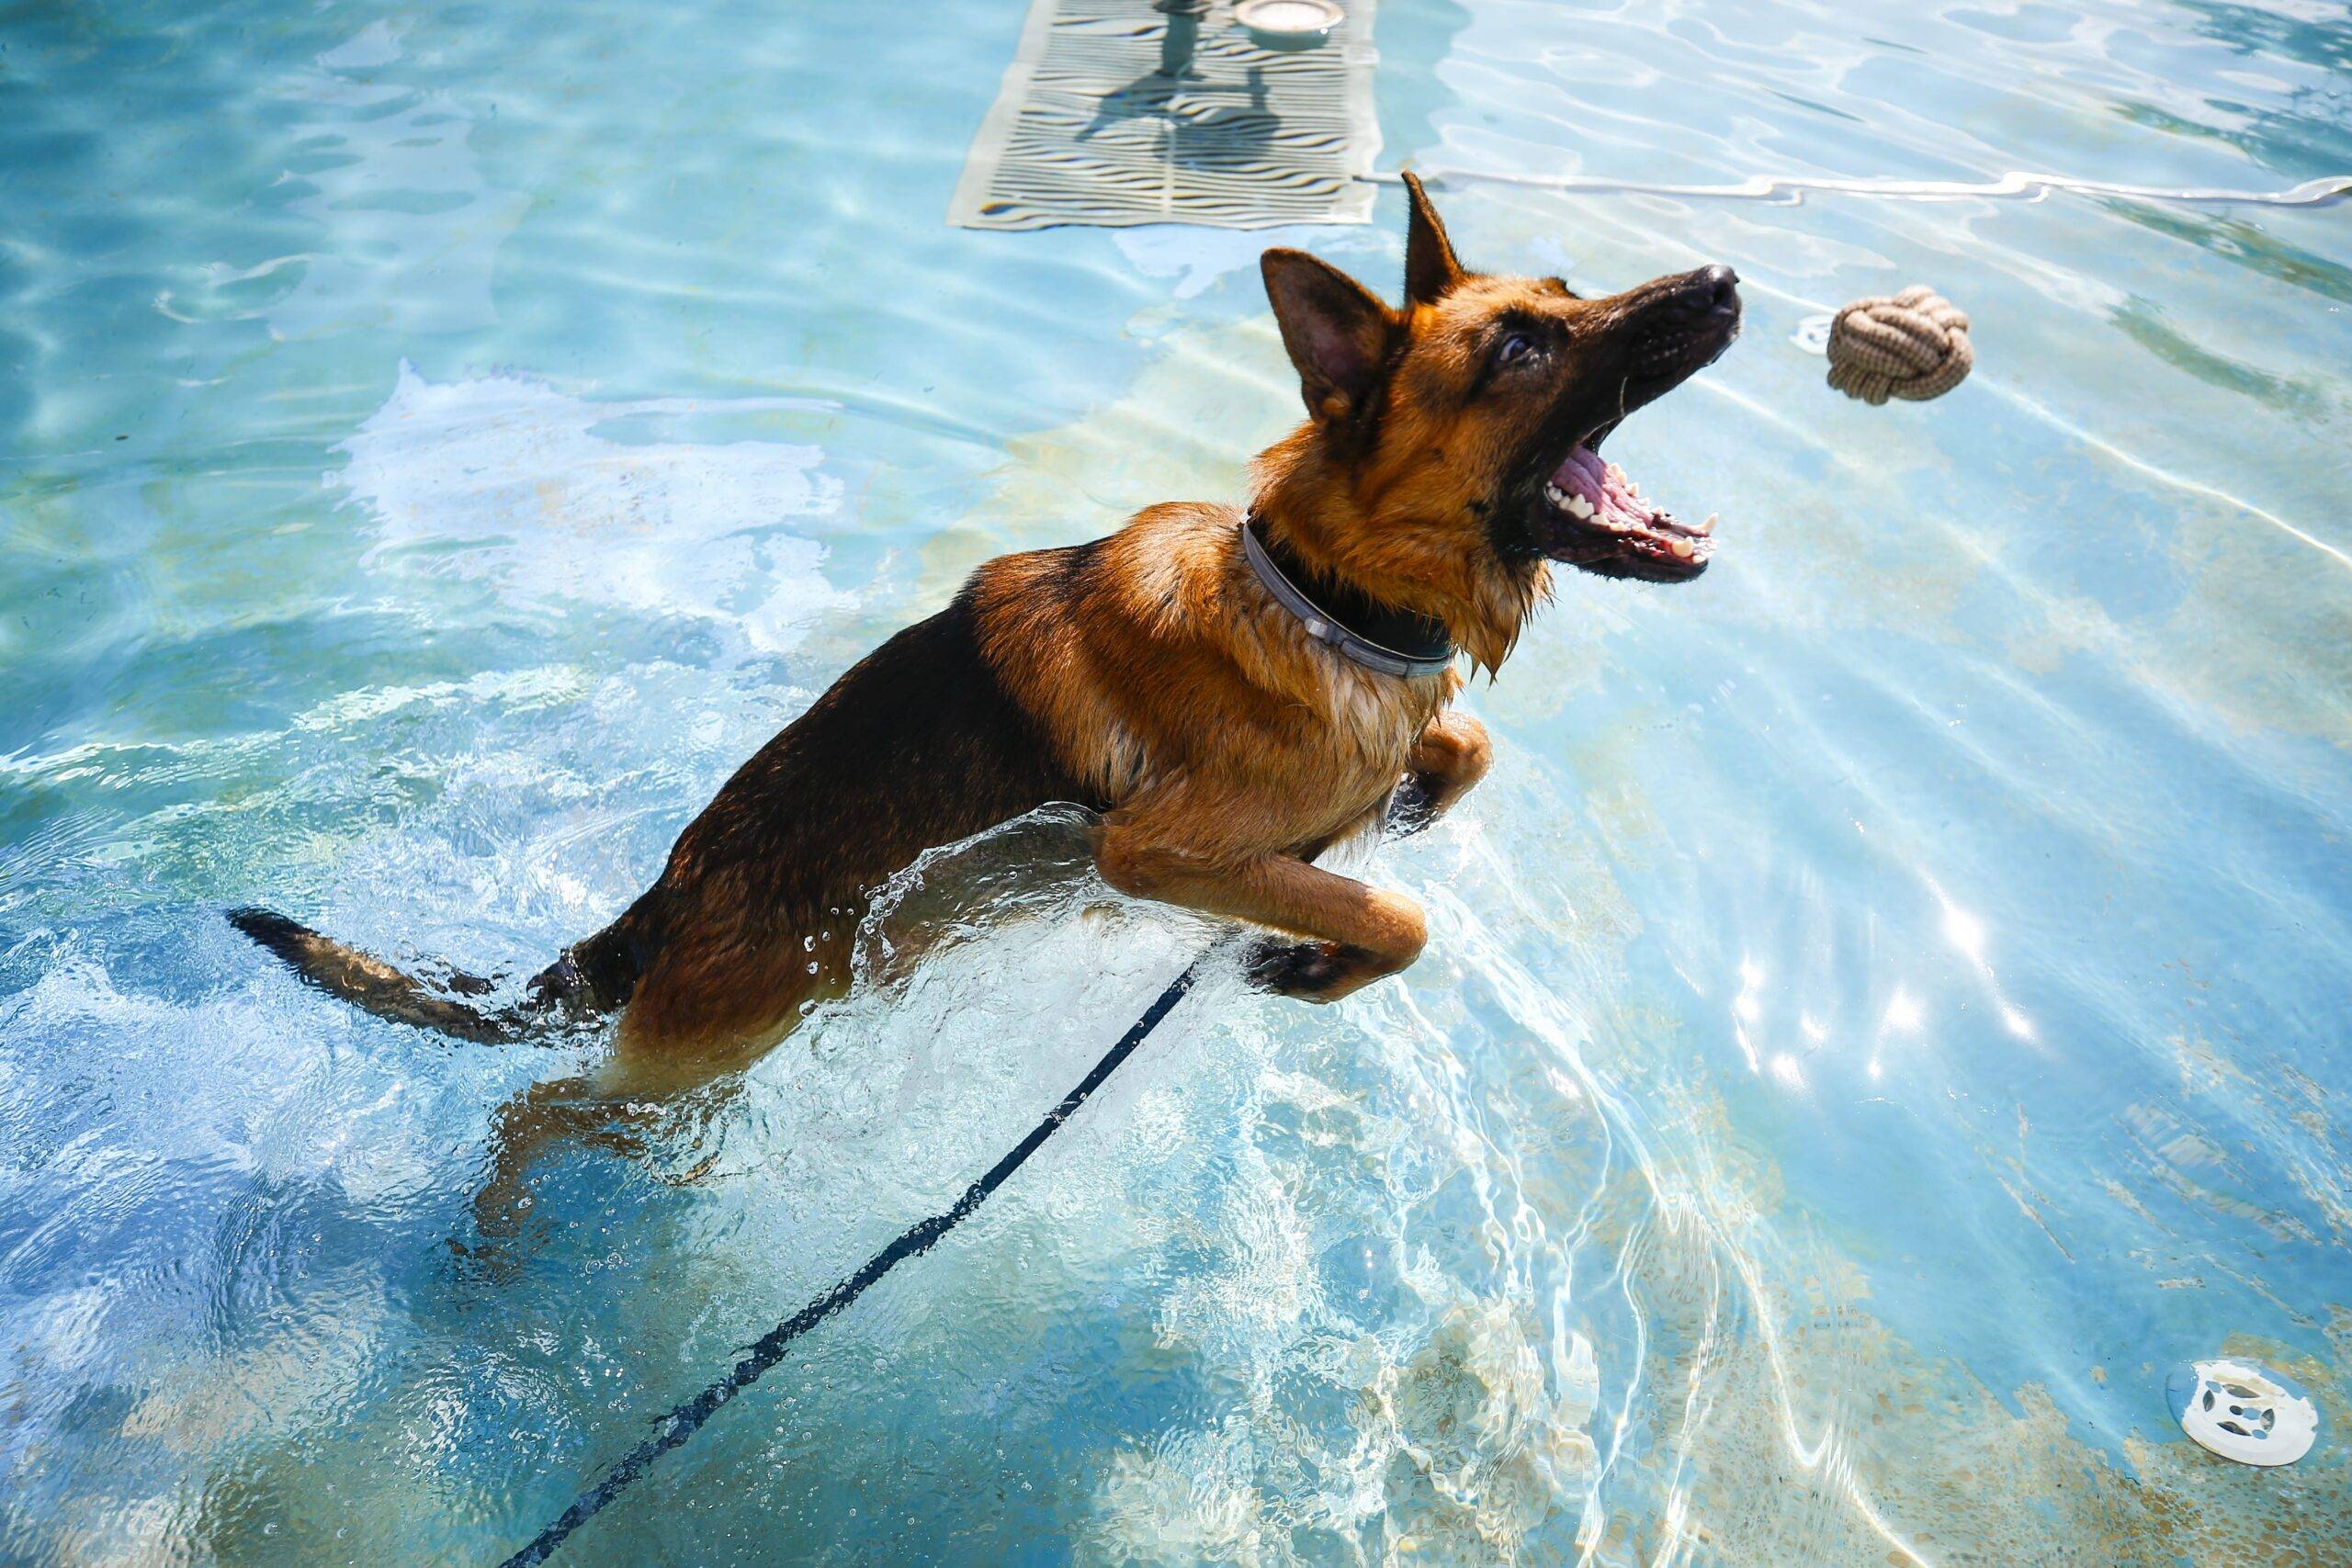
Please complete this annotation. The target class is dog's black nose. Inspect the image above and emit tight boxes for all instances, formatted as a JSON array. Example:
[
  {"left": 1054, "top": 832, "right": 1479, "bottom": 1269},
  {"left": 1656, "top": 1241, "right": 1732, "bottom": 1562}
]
[{"left": 1673, "top": 264, "right": 1740, "bottom": 320}]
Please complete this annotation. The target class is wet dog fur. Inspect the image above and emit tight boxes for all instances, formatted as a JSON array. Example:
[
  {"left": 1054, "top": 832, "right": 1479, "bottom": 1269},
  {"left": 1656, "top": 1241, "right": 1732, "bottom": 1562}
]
[{"left": 231, "top": 178, "right": 1740, "bottom": 1228}]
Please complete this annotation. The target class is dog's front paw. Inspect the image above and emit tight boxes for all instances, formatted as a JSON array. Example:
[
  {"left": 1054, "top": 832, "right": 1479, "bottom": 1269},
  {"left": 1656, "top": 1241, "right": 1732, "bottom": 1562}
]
[
  {"left": 1385, "top": 773, "right": 1439, "bottom": 839},
  {"left": 1243, "top": 938, "right": 1351, "bottom": 1001}
]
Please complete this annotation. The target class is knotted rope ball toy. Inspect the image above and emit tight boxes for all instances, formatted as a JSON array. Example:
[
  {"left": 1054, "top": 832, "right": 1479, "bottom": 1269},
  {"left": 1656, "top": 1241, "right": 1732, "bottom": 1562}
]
[{"left": 1825, "top": 286, "right": 1973, "bottom": 403}]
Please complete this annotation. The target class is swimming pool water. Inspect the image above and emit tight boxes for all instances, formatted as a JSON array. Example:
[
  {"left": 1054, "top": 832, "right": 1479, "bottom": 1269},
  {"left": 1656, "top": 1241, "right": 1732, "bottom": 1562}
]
[{"left": 3, "top": 0, "right": 2348, "bottom": 1562}]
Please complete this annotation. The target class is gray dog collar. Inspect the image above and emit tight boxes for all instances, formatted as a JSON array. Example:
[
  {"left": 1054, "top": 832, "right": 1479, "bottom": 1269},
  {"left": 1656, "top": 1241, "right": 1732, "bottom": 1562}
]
[{"left": 1238, "top": 518, "right": 1457, "bottom": 680}]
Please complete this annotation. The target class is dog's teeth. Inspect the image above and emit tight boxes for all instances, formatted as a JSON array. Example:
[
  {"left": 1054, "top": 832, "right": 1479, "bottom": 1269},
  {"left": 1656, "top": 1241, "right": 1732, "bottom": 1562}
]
[
  {"left": 1669, "top": 536, "right": 1695, "bottom": 559},
  {"left": 1565, "top": 494, "right": 1595, "bottom": 520},
  {"left": 1697, "top": 513, "right": 1717, "bottom": 536},
  {"left": 1544, "top": 483, "right": 1566, "bottom": 503}
]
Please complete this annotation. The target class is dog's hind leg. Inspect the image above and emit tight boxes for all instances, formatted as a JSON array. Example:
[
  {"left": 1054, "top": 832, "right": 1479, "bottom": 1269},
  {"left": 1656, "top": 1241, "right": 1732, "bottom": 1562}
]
[
  {"left": 469, "top": 930, "right": 840, "bottom": 1235},
  {"left": 469, "top": 1069, "right": 697, "bottom": 1237},
  {"left": 468, "top": 1035, "right": 766, "bottom": 1236}
]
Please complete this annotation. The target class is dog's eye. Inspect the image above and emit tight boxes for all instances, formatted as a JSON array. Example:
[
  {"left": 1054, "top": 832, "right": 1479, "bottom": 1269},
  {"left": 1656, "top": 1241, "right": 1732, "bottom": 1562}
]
[{"left": 1496, "top": 332, "right": 1537, "bottom": 367}]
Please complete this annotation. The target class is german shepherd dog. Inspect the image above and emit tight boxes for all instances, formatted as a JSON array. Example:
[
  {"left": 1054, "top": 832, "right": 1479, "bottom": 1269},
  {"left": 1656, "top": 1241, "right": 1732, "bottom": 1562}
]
[{"left": 232, "top": 177, "right": 1739, "bottom": 1225}]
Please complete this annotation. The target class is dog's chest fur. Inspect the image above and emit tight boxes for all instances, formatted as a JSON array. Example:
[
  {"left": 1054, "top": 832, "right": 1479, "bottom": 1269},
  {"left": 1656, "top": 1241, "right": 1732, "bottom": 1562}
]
[
  {"left": 978, "top": 503, "right": 1455, "bottom": 859},
  {"left": 1219, "top": 567, "right": 1450, "bottom": 786}
]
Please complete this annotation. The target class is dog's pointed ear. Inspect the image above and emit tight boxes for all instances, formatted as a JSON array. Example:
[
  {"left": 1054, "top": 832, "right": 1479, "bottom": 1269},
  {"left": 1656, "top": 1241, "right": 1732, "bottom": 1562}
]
[
  {"left": 1401, "top": 172, "right": 1464, "bottom": 306},
  {"left": 1261, "top": 248, "right": 1399, "bottom": 425}
]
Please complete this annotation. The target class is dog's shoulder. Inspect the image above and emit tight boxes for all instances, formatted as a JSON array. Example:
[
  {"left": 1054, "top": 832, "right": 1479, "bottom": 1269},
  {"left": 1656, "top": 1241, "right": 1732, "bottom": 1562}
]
[
  {"left": 1116, "top": 500, "right": 1241, "bottom": 543},
  {"left": 966, "top": 502, "right": 1239, "bottom": 637},
  {"left": 1100, "top": 502, "right": 1244, "bottom": 626}
]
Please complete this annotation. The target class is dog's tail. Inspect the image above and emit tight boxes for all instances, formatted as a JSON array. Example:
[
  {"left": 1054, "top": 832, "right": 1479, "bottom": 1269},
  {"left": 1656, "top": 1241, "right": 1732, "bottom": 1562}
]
[{"left": 226, "top": 906, "right": 646, "bottom": 1044}]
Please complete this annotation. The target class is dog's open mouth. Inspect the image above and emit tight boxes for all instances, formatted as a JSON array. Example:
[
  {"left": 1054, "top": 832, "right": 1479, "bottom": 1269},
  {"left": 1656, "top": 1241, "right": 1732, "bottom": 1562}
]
[{"left": 1541, "top": 445, "right": 1715, "bottom": 582}]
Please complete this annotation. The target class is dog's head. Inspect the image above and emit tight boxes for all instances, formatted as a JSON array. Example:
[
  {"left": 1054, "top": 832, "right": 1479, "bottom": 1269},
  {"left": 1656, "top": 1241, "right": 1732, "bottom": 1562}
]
[{"left": 1254, "top": 176, "right": 1739, "bottom": 662}]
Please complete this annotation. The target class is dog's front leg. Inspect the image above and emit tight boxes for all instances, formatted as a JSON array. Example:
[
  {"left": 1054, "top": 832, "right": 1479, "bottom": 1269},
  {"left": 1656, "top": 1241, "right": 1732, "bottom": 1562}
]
[
  {"left": 1388, "top": 710, "right": 1491, "bottom": 838},
  {"left": 1097, "top": 818, "right": 1426, "bottom": 1002}
]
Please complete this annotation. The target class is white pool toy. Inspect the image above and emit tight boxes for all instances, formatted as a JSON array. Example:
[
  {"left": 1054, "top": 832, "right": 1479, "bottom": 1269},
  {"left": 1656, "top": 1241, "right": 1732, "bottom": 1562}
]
[{"left": 2170, "top": 1358, "right": 2318, "bottom": 1467}]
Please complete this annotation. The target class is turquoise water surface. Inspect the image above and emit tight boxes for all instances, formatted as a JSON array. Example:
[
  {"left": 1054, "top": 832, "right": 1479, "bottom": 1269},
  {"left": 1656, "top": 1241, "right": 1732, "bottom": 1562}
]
[{"left": 4, "top": 0, "right": 2349, "bottom": 1562}]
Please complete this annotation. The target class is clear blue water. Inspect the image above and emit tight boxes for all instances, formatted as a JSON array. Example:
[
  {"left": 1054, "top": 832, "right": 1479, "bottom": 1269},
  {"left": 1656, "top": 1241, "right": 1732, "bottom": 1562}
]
[{"left": 4, "top": 0, "right": 2348, "bottom": 1561}]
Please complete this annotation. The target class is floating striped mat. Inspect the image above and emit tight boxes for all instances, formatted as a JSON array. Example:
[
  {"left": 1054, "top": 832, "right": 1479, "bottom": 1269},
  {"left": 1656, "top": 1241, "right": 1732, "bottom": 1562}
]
[{"left": 950, "top": 0, "right": 1381, "bottom": 231}]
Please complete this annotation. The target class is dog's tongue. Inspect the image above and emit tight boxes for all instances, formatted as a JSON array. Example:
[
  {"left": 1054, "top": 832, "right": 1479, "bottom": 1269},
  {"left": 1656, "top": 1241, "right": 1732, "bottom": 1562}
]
[{"left": 1550, "top": 446, "right": 1647, "bottom": 526}]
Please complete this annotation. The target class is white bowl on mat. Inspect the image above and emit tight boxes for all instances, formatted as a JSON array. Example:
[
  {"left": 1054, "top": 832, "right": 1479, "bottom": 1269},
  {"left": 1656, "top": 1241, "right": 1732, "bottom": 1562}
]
[{"left": 1235, "top": 0, "right": 1344, "bottom": 51}]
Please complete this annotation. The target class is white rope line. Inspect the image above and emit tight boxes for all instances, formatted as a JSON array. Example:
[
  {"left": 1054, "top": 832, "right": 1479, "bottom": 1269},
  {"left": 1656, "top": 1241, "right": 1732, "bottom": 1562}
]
[{"left": 1363, "top": 167, "right": 2352, "bottom": 209}]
